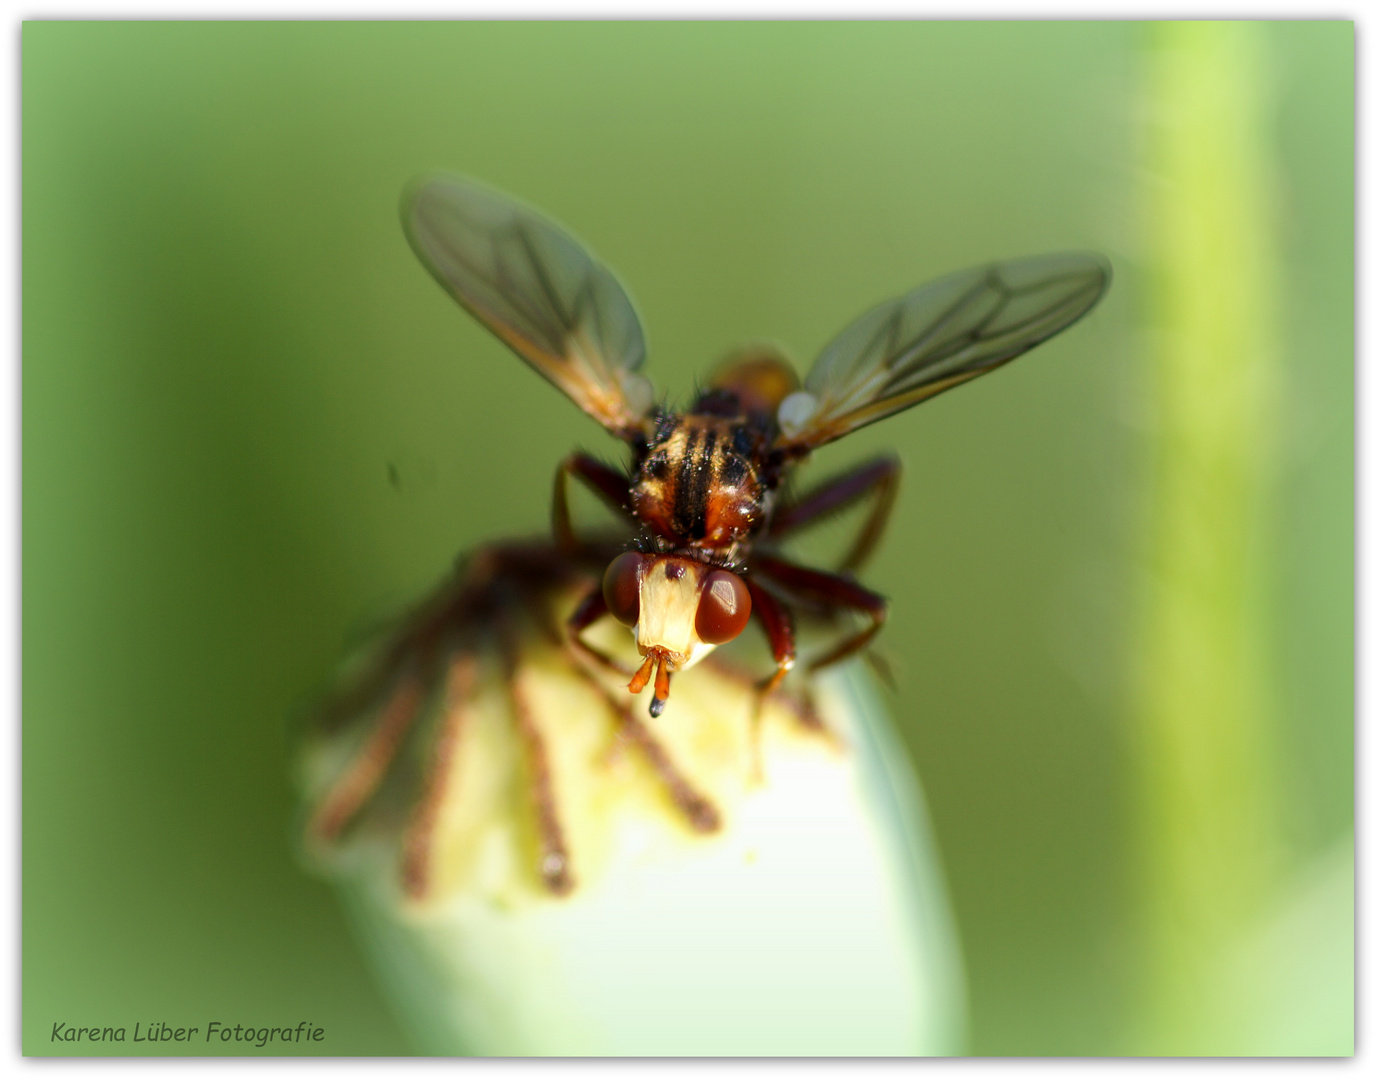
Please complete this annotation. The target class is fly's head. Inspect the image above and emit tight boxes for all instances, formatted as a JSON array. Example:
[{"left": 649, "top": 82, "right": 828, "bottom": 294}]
[{"left": 601, "top": 551, "right": 752, "bottom": 717}]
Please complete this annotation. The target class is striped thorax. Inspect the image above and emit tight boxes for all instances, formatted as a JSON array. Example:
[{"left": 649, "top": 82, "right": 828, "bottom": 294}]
[{"left": 630, "top": 415, "right": 768, "bottom": 563}]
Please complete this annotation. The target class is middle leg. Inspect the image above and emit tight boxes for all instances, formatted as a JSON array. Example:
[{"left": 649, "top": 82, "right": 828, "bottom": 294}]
[
  {"left": 768, "top": 455, "right": 901, "bottom": 574},
  {"left": 552, "top": 452, "right": 634, "bottom": 553}
]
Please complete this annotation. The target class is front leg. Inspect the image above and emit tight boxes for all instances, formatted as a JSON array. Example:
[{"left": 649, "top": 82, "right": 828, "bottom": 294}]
[
  {"left": 745, "top": 576, "right": 797, "bottom": 697},
  {"left": 565, "top": 587, "right": 636, "bottom": 679},
  {"left": 740, "top": 578, "right": 800, "bottom": 780},
  {"left": 552, "top": 453, "right": 634, "bottom": 553},
  {"left": 750, "top": 554, "right": 888, "bottom": 673}
]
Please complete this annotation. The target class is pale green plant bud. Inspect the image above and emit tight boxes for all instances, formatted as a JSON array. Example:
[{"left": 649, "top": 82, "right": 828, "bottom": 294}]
[{"left": 298, "top": 541, "right": 963, "bottom": 1056}]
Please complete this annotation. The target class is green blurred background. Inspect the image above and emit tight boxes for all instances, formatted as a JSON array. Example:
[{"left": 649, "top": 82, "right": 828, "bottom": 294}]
[{"left": 23, "top": 21, "right": 1351, "bottom": 1056}]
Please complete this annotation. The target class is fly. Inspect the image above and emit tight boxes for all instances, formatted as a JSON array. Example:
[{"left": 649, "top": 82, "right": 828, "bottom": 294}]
[{"left": 402, "top": 175, "right": 1112, "bottom": 720}]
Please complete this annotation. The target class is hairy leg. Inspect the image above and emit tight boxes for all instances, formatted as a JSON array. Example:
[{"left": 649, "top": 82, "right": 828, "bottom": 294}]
[
  {"left": 750, "top": 554, "right": 888, "bottom": 673},
  {"left": 552, "top": 452, "right": 634, "bottom": 552},
  {"left": 768, "top": 455, "right": 901, "bottom": 573}
]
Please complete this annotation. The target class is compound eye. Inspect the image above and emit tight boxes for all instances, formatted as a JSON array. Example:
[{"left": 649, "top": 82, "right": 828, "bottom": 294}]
[
  {"left": 695, "top": 570, "right": 752, "bottom": 645},
  {"left": 602, "top": 552, "right": 645, "bottom": 627}
]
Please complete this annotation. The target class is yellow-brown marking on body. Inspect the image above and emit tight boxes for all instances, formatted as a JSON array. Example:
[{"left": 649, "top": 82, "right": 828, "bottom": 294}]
[
  {"left": 632, "top": 417, "right": 764, "bottom": 552},
  {"left": 709, "top": 347, "right": 801, "bottom": 418}
]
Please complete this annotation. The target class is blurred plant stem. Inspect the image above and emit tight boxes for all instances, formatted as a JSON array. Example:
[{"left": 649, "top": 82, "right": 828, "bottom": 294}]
[{"left": 1133, "top": 21, "right": 1286, "bottom": 1052}]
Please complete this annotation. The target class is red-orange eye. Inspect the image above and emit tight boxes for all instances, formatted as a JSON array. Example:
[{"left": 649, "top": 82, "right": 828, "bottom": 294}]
[
  {"left": 602, "top": 552, "right": 645, "bottom": 627},
  {"left": 695, "top": 570, "right": 752, "bottom": 644}
]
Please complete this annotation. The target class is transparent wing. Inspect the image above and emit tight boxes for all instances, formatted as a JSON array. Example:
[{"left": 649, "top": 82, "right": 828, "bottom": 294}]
[
  {"left": 403, "top": 175, "right": 653, "bottom": 441},
  {"left": 775, "top": 253, "right": 1111, "bottom": 453}
]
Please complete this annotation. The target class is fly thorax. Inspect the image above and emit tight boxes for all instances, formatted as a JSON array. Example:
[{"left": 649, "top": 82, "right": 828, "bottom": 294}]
[{"left": 631, "top": 417, "right": 764, "bottom": 549}]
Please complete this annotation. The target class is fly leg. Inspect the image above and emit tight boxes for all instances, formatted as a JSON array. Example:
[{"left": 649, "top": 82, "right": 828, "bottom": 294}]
[
  {"left": 742, "top": 578, "right": 798, "bottom": 781},
  {"left": 746, "top": 578, "right": 798, "bottom": 697},
  {"left": 552, "top": 452, "right": 634, "bottom": 553},
  {"left": 564, "top": 587, "right": 637, "bottom": 680},
  {"left": 768, "top": 455, "right": 901, "bottom": 573},
  {"left": 699, "top": 652, "right": 831, "bottom": 741},
  {"left": 750, "top": 554, "right": 889, "bottom": 674},
  {"left": 562, "top": 563, "right": 673, "bottom": 715}
]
